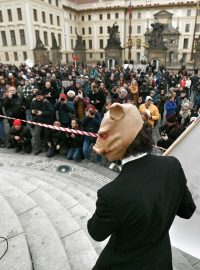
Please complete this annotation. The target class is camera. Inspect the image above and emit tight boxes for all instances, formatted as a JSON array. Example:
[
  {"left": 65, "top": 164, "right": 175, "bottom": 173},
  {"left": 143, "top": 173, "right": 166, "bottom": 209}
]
[
  {"left": 60, "top": 98, "right": 65, "bottom": 101},
  {"left": 161, "top": 132, "right": 166, "bottom": 137},
  {"left": 89, "top": 110, "right": 94, "bottom": 116}
]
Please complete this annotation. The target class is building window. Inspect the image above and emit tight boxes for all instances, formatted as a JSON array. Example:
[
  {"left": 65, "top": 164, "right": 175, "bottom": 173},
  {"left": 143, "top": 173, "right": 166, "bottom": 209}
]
[
  {"left": 74, "top": 15, "right": 76, "bottom": 21},
  {"left": 19, "top": 29, "right": 26, "bottom": 45},
  {"left": 183, "top": 38, "right": 189, "bottom": 49},
  {"left": 58, "top": 33, "right": 61, "bottom": 47},
  {"left": 196, "top": 23, "right": 200, "bottom": 32},
  {"left": 89, "top": 39, "right": 92, "bottom": 49},
  {"left": 70, "top": 26, "right": 72, "bottom": 34},
  {"left": 99, "top": 14, "right": 102, "bottom": 20},
  {"left": 169, "top": 52, "right": 174, "bottom": 63},
  {"left": 17, "top": 8, "right": 22, "bottom": 20},
  {"left": 107, "top": 13, "right": 110, "bottom": 19},
  {"left": 50, "top": 14, "right": 53, "bottom": 25},
  {"left": 83, "top": 40, "right": 86, "bottom": 48},
  {"left": 136, "top": 38, "right": 141, "bottom": 49},
  {"left": 14, "top": 52, "right": 18, "bottom": 61},
  {"left": 43, "top": 31, "right": 48, "bottom": 46},
  {"left": 99, "top": 26, "right": 103, "bottom": 34},
  {"left": 185, "top": 24, "right": 190, "bottom": 32},
  {"left": 88, "top": 27, "right": 92, "bottom": 35},
  {"left": 10, "top": 30, "right": 16, "bottom": 46},
  {"left": 69, "top": 13, "right": 72, "bottom": 19},
  {"left": 0, "top": 11, "right": 3, "bottom": 22},
  {"left": 100, "top": 52, "right": 104, "bottom": 59},
  {"left": 99, "top": 39, "right": 104, "bottom": 49},
  {"left": 71, "top": 39, "right": 73, "bottom": 49},
  {"left": 23, "top": 51, "right": 27, "bottom": 61},
  {"left": 82, "top": 28, "right": 85, "bottom": 35},
  {"left": 35, "top": 30, "right": 40, "bottom": 41},
  {"left": 81, "top": 15, "right": 84, "bottom": 21},
  {"left": 49, "top": 0, "right": 52, "bottom": 4},
  {"left": 182, "top": 53, "right": 187, "bottom": 63},
  {"left": 7, "top": 9, "right": 12, "bottom": 21},
  {"left": 57, "top": 16, "right": 60, "bottom": 26},
  {"left": 75, "top": 27, "right": 77, "bottom": 33},
  {"left": 42, "top": 11, "right": 46, "bottom": 23},
  {"left": 90, "top": 53, "right": 92, "bottom": 59},
  {"left": 5, "top": 52, "right": 9, "bottom": 61},
  {"left": 88, "top": 15, "right": 91, "bottom": 20},
  {"left": 137, "top": 12, "right": 141, "bottom": 19},
  {"left": 55, "top": 0, "right": 59, "bottom": 7},
  {"left": 33, "top": 9, "right": 38, "bottom": 21},
  {"left": 115, "top": 13, "right": 119, "bottom": 19},
  {"left": 187, "top": 9, "right": 191, "bottom": 16},
  {"left": 1, "top": 31, "right": 7, "bottom": 46},
  {"left": 51, "top": 32, "right": 54, "bottom": 46},
  {"left": 107, "top": 26, "right": 110, "bottom": 34},
  {"left": 137, "top": 52, "right": 140, "bottom": 63},
  {"left": 137, "top": 25, "right": 141, "bottom": 34}
]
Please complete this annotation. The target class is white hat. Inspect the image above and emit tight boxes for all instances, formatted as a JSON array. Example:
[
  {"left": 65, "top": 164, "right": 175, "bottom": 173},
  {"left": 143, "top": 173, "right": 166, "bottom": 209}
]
[{"left": 145, "top": 96, "right": 153, "bottom": 101}]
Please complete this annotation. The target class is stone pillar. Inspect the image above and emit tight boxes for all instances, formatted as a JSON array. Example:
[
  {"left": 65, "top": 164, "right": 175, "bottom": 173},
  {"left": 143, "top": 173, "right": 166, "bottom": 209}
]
[{"left": 33, "top": 49, "right": 49, "bottom": 65}]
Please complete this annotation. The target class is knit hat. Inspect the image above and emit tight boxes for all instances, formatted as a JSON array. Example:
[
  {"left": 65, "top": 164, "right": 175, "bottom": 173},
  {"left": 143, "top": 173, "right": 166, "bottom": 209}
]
[
  {"left": 59, "top": 93, "right": 67, "bottom": 100},
  {"left": 166, "top": 114, "right": 176, "bottom": 123},
  {"left": 145, "top": 96, "right": 153, "bottom": 101},
  {"left": 67, "top": 90, "right": 76, "bottom": 97},
  {"left": 85, "top": 104, "right": 96, "bottom": 112},
  {"left": 13, "top": 119, "right": 22, "bottom": 126}
]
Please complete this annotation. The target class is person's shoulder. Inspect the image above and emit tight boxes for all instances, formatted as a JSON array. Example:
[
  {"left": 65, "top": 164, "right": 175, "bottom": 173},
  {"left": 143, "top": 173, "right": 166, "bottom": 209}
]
[{"left": 152, "top": 155, "right": 181, "bottom": 168}]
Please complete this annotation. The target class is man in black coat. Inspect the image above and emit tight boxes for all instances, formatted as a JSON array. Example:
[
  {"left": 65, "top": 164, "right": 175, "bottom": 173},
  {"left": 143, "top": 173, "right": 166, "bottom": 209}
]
[{"left": 88, "top": 103, "right": 196, "bottom": 270}]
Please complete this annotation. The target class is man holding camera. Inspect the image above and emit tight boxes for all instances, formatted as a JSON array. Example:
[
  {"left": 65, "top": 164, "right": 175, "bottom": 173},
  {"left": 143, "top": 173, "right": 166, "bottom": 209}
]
[
  {"left": 54, "top": 93, "right": 74, "bottom": 127},
  {"left": 30, "top": 90, "right": 53, "bottom": 155},
  {"left": 81, "top": 104, "right": 102, "bottom": 161}
]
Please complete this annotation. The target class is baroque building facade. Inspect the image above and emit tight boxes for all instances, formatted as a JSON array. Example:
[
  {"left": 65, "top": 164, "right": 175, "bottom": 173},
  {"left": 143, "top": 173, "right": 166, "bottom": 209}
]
[{"left": 0, "top": 0, "right": 199, "bottom": 66}]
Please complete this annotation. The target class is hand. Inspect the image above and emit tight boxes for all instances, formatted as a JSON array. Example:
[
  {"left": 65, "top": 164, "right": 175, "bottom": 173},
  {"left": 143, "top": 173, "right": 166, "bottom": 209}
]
[
  {"left": 36, "top": 110, "right": 42, "bottom": 115},
  {"left": 14, "top": 136, "right": 20, "bottom": 141},
  {"left": 48, "top": 142, "right": 51, "bottom": 147},
  {"left": 32, "top": 110, "right": 36, "bottom": 114},
  {"left": 95, "top": 100, "right": 100, "bottom": 103},
  {"left": 162, "top": 135, "right": 168, "bottom": 141},
  {"left": 56, "top": 145, "right": 60, "bottom": 150},
  {"left": 47, "top": 93, "right": 51, "bottom": 97},
  {"left": 71, "top": 133, "right": 75, "bottom": 138}
]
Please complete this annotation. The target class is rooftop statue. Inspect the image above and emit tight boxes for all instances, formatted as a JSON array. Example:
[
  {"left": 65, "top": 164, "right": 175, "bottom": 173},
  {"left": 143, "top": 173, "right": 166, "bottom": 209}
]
[
  {"left": 74, "top": 30, "right": 86, "bottom": 50},
  {"left": 106, "top": 22, "right": 122, "bottom": 49},
  {"left": 148, "top": 21, "right": 166, "bottom": 49}
]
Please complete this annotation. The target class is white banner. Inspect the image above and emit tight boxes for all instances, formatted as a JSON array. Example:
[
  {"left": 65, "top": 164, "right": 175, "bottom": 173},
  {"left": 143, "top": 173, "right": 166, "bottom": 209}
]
[{"left": 163, "top": 117, "right": 200, "bottom": 259}]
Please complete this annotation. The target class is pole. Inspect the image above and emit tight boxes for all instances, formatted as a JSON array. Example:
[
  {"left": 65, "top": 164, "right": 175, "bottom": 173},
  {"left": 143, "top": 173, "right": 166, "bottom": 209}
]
[
  {"left": 190, "top": 0, "right": 199, "bottom": 62},
  {"left": 128, "top": 0, "right": 132, "bottom": 61}
]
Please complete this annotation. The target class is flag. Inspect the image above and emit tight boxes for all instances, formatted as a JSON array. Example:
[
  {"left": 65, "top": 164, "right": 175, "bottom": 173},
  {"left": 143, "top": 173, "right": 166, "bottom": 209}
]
[{"left": 164, "top": 117, "right": 200, "bottom": 259}]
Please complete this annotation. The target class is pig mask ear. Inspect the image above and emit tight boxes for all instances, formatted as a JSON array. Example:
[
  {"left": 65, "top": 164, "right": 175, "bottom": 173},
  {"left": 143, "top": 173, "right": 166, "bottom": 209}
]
[{"left": 110, "top": 103, "right": 125, "bottom": 121}]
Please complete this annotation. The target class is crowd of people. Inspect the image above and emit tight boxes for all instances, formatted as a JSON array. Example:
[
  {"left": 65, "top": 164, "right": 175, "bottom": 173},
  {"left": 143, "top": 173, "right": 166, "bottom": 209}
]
[{"left": 0, "top": 62, "right": 199, "bottom": 165}]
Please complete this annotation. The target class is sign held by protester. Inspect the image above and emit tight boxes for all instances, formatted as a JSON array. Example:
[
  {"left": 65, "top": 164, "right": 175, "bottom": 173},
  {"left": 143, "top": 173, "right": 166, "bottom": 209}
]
[{"left": 164, "top": 117, "right": 200, "bottom": 259}]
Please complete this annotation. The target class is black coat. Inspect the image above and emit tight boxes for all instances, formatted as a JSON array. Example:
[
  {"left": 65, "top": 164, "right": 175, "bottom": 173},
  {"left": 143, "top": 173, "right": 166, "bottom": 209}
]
[
  {"left": 88, "top": 155, "right": 196, "bottom": 270},
  {"left": 30, "top": 99, "right": 53, "bottom": 124}
]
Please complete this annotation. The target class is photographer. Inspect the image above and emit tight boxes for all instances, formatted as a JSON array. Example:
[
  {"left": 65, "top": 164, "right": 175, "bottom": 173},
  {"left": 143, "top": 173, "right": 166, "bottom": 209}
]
[
  {"left": 157, "top": 115, "right": 184, "bottom": 149},
  {"left": 8, "top": 119, "right": 32, "bottom": 153},
  {"left": 73, "top": 89, "right": 88, "bottom": 120},
  {"left": 30, "top": 91, "right": 53, "bottom": 155},
  {"left": 54, "top": 93, "right": 74, "bottom": 127},
  {"left": 81, "top": 104, "right": 102, "bottom": 161},
  {"left": 46, "top": 120, "right": 67, "bottom": 158},
  {"left": 88, "top": 82, "right": 106, "bottom": 116},
  {"left": 3, "top": 86, "right": 26, "bottom": 127}
]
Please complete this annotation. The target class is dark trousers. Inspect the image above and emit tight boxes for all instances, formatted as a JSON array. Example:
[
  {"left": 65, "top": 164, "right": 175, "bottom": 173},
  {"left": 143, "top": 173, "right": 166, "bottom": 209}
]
[
  {"left": 33, "top": 126, "right": 48, "bottom": 151},
  {"left": 11, "top": 139, "right": 32, "bottom": 153}
]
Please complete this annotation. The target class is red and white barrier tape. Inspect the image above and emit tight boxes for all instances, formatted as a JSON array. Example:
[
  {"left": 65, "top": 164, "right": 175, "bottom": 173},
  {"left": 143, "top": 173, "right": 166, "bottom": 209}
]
[{"left": 0, "top": 115, "right": 98, "bottom": 138}]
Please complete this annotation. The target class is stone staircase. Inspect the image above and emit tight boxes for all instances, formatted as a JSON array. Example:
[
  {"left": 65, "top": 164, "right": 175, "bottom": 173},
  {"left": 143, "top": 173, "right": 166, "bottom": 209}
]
[{"left": 0, "top": 152, "right": 199, "bottom": 270}]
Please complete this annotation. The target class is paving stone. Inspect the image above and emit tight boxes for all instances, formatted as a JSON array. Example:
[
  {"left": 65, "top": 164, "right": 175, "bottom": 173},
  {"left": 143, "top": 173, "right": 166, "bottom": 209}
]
[
  {"left": 172, "top": 247, "right": 194, "bottom": 270},
  {"left": 0, "top": 234, "right": 32, "bottom": 270},
  {"left": 20, "top": 206, "right": 70, "bottom": 270}
]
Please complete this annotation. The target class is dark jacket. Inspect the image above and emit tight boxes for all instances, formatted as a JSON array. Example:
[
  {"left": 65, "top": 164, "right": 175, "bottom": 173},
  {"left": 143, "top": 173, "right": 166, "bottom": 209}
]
[
  {"left": 88, "top": 155, "right": 196, "bottom": 270},
  {"left": 3, "top": 94, "right": 26, "bottom": 120},
  {"left": 9, "top": 126, "right": 32, "bottom": 143},
  {"left": 68, "top": 132, "right": 83, "bottom": 148},
  {"left": 30, "top": 99, "right": 53, "bottom": 124},
  {"left": 47, "top": 129, "right": 67, "bottom": 147},
  {"left": 54, "top": 101, "right": 74, "bottom": 126}
]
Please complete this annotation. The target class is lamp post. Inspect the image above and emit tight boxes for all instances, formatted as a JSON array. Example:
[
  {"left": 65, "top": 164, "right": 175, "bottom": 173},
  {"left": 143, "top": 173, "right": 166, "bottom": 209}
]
[{"left": 190, "top": 0, "right": 200, "bottom": 62}]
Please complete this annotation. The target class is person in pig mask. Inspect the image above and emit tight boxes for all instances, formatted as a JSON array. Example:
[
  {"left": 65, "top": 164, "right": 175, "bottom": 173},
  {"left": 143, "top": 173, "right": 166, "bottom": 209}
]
[{"left": 87, "top": 103, "right": 196, "bottom": 270}]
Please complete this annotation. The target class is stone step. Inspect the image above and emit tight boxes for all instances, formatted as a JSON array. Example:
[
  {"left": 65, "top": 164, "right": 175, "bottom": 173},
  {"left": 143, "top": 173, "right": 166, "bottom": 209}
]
[
  {"left": 0, "top": 169, "right": 106, "bottom": 255},
  {"left": 0, "top": 234, "right": 32, "bottom": 270},
  {"left": 20, "top": 206, "right": 71, "bottom": 270},
  {"left": 0, "top": 193, "right": 32, "bottom": 270},
  {"left": 172, "top": 247, "right": 195, "bottom": 270}
]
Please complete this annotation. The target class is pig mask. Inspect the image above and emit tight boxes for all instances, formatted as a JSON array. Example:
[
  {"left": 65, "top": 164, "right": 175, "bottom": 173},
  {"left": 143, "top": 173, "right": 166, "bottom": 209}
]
[{"left": 93, "top": 103, "right": 144, "bottom": 161}]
